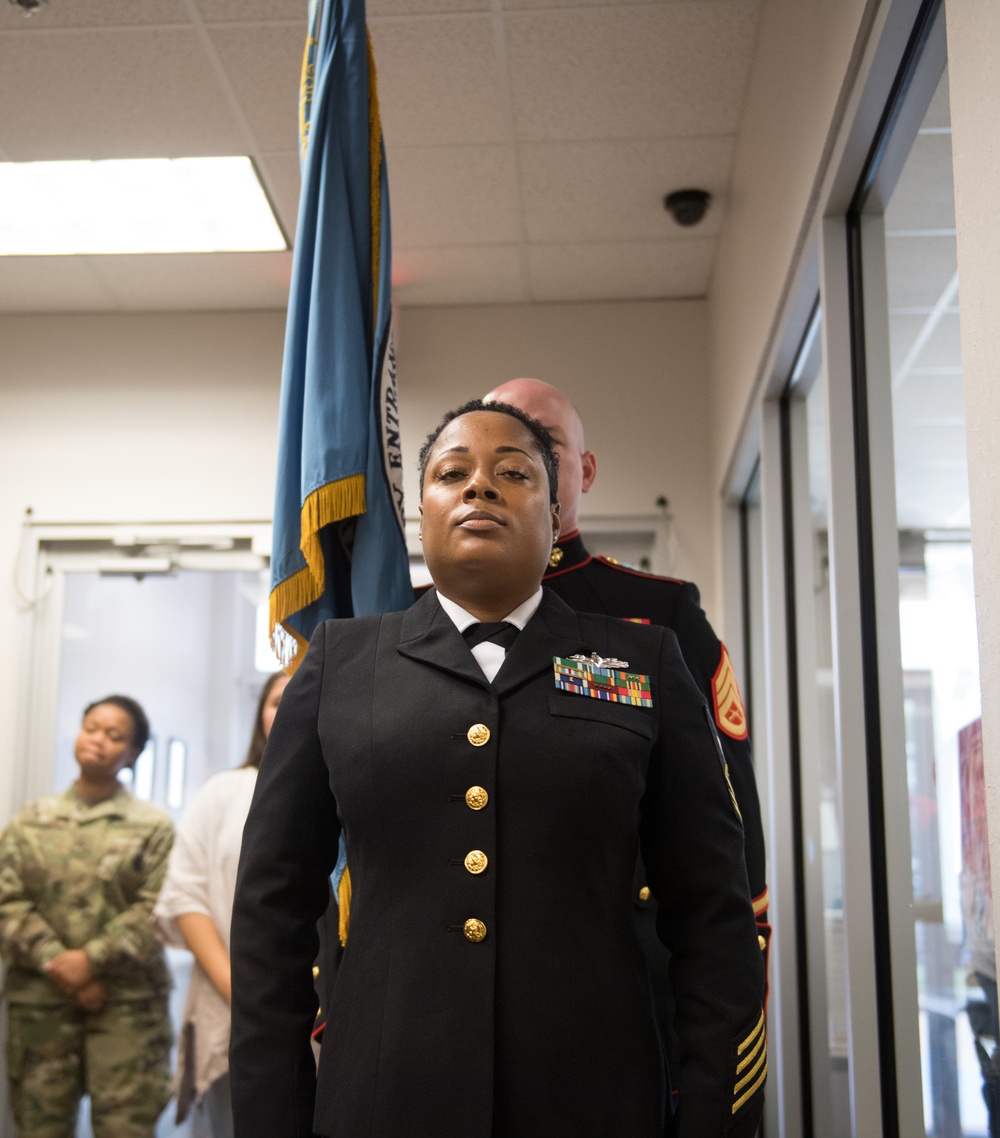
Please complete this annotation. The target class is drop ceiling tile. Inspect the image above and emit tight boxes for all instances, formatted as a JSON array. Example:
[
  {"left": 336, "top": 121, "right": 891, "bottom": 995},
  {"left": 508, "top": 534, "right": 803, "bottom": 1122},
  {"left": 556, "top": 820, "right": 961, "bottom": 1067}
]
[
  {"left": 85, "top": 251, "right": 293, "bottom": 310},
  {"left": 194, "top": 0, "right": 303, "bottom": 21},
  {"left": 504, "top": 0, "right": 655, "bottom": 10},
  {"left": 0, "top": 0, "right": 761, "bottom": 309},
  {"left": 527, "top": 237, "right": 714, "bottom": 301},
  {"left": 505, "top": 1, "right": 759, "bottom": 141},
  {"left": 392, "top": 145, "right": 520, "bottom": 246},
  {"left": 200, "top": 0, "right": 490, "bottom": 20},
  {"left": 0, "top": 256, "right": 117, "bottom": 312},
  {"left": 370, "top": 16, "right": 508, "bottom": 146},
  {"left": 208, "top": 23, "right": 305, "bottom": 153},
  {"left": 256, "top": 152, "right": 302, "bottom": 243},
  {"left": 519, "top": 136, "right": 731, "bottom": 242},
  {"left": 393, "top": 245, "right": 526, "bottom": 304},
  {"left": 0, "top": 29, "right": 247, "bottom": 160},
  {"left": 0, "top": 1, "right": 188, "bottom": 30},
  {"left": 370, "top": 0, "right": 490, "bottom": 15}
]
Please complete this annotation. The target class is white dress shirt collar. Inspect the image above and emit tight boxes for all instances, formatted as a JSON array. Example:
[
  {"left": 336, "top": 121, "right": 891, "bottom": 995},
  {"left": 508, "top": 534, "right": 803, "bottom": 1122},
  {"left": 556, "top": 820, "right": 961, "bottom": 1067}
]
[{"left": 436, "top": 587, "right": 543, "bottom": 682}]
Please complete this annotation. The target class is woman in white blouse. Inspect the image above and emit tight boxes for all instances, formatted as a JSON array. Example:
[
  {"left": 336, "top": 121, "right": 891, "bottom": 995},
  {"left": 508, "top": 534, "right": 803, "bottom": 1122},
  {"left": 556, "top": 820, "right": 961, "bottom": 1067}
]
[{"left": 155, "top": 671, "right": 289, "bottom": 1138}]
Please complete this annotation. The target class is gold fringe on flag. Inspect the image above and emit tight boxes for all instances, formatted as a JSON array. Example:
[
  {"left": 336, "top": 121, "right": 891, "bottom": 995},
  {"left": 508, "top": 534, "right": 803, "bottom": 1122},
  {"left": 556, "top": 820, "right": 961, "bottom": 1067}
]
[
  {"left": 338, "top": 865, "right": 352, "bottom": 946},
  {"left": 269, "top": 473, "right": 367, "bottom": 672},
  {"left": 367, "top": 31, "right": 382, "bottom": 339},
  {"left": 299, "top": 5, "right": 320, "bottom": 159}
]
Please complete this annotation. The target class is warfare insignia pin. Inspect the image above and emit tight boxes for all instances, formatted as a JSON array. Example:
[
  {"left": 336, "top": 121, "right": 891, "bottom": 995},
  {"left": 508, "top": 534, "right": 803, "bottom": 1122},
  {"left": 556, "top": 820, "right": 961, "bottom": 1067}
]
[
  {"left": 568, "top": 652, "right": 629, "bottom": 669},
  {"left": 554, "top": 656, "right": 652, "bottom": 708}
]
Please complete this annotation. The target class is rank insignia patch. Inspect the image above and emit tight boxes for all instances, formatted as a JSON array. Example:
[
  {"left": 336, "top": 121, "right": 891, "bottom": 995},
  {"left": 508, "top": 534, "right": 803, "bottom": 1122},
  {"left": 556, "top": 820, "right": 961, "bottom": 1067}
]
[
  {"left": 732, "top": 1012, "right": 767, "bottom": 1115},
  {"left": 553, "top": 656, "right": 653, "bottom": 708},
  {"left": 712, "top": 645, "right": 748, "bottom": 740}
]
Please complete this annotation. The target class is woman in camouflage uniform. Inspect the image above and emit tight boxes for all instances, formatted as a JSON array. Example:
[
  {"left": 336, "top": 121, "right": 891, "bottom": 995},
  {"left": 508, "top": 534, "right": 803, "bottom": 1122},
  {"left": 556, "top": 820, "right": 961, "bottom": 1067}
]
[{"left": 0, "top": 695, "right": 174, "bottom": 1138}]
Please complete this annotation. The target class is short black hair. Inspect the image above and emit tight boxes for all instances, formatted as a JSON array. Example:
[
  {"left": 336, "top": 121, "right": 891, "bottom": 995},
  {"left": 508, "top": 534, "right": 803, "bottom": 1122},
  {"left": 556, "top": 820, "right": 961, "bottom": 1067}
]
[
  {"left": 83, "top": 695, "right": 150, "bottom": 755},
  {"left": 418, "top": 399, "right": 559, "bottom": 506}
]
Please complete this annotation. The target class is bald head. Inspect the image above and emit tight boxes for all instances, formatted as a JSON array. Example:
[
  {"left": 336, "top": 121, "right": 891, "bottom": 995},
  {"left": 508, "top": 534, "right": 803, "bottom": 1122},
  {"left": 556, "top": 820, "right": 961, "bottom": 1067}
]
[{"left": 484, "top": 378, "right": 596, "bottom": 537}]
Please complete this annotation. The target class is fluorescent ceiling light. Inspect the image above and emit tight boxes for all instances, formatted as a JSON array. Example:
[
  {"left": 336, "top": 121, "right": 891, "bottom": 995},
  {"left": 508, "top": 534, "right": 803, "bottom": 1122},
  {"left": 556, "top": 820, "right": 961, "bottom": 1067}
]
[{"left": 0, "top": 156, "right": 287, "bottom": 255}]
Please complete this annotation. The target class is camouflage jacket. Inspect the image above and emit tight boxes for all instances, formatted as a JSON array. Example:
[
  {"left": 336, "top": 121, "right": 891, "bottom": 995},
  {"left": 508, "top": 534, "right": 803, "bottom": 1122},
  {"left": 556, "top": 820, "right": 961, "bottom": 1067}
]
[{"left": 0, "top": 785, "right": 174, "bottom": 1004}]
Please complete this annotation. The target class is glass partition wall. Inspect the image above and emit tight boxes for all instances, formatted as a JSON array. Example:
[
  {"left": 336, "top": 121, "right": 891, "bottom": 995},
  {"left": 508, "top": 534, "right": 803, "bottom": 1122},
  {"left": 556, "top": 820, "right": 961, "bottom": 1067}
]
[
  {"left": 739, "top": 5, "right": 987, "bottom": 1133},
  {"left": 857, "top": 56, "right": 986, "bottom": 1136}
]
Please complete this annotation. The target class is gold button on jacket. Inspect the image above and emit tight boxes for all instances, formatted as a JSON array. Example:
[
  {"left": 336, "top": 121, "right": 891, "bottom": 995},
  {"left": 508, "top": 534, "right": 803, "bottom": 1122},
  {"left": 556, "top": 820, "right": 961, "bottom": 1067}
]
[
  {"left": 465, "top": 786, "right": 488, "bottom": 810},
  {"left": 467, "top": 723, "right": 490, "bottom": 747},
  {"left": 464, "top": 849, "right": 488, "bottom": 875},
  {"left": 463, "top": 918, "right": 487, "bottom": 943}
]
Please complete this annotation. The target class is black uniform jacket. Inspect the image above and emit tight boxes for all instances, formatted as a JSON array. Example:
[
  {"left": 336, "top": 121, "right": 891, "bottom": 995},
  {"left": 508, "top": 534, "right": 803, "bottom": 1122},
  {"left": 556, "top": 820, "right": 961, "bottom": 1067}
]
[
  {"left": 543, "top": 532, "right": 770, "bottom": 970},
  {"left": 230, "top": 587, "right": 766, "bottom": 1138}
]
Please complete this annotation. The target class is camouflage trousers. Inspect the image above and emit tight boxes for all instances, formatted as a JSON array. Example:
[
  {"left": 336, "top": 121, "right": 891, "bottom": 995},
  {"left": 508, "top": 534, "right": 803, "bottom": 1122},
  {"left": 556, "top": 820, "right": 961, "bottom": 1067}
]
[{"left": 6, "top": 996, "right": 172, "bottom": 1138}]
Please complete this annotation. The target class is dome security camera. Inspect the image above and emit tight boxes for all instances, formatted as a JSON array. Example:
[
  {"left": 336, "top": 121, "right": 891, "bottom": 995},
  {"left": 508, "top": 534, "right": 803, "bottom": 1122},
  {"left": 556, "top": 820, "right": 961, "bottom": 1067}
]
[{"left": 664, "top": 189, "right": 711, "bottom": 227}]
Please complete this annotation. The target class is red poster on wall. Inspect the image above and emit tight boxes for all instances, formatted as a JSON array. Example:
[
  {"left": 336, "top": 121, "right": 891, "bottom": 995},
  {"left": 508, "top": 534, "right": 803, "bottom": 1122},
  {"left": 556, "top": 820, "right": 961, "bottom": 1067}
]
[{"left": 960, "top": 717, "right": 994, "bottom": 957}]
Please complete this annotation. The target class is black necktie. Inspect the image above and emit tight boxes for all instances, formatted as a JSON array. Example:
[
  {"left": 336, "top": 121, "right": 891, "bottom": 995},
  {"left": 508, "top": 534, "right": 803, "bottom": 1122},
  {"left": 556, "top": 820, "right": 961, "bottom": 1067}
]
[{"left": 462, "top": 621, "right": 520, "bottom": 651}]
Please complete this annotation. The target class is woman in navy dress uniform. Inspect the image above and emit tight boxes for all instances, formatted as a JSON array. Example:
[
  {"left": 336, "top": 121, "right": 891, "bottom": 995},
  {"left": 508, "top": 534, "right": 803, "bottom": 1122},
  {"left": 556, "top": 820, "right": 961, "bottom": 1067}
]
[{"left": 229, "top": 400, "right": 766, "bottom": 1138}]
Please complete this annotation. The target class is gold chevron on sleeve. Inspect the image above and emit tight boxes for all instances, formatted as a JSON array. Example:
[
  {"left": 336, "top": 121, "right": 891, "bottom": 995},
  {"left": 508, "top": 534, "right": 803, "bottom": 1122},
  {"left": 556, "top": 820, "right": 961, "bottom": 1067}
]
[
  {"left": 752, "top": 887, "right": 769, "bottom": 918},
  {"left": 733, "top": 1012, "right": 767, "bottom": 1114},
  {"left": 737, "top": 1012, "right": 765, "bottom": 1056},
  {"left": 733, "top": 1059, "right": 767, "bottom": 1114},
  {"left": 736, "top": 1024, "right": 765, "bottom": 1075},
  {"left": 713, "top": 645, "right": 749, "bottom": 740}
]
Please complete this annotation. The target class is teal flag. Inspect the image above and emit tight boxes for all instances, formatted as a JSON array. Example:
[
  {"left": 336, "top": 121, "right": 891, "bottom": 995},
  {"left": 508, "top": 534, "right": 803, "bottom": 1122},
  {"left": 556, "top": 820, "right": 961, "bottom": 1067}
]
[{"left": 270, "top": 0, "right": 414, "bottom": 668}]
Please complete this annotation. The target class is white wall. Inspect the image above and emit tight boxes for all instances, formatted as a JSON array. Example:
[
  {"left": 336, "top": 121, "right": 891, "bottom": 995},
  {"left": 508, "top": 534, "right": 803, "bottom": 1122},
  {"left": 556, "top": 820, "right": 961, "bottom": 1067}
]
[
  {"left": 0, "top": 311, "right": 286, "bottom": 822},
  {"left": 0, "top": 311, "right": 286, "bottom": 525},
  {"left": 0, "top": 298, "right": 713, "bottom": 822},
  {"left": 396, "top": 298, "right": 714, "bottom": 600},
  {"left": 708, "top": 0, "right": 873, "bottom": 477}
]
